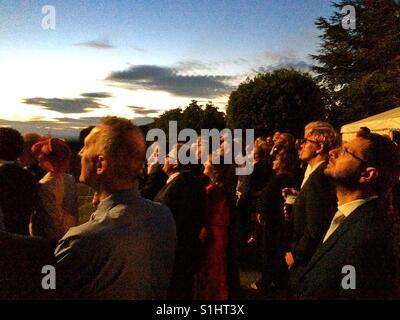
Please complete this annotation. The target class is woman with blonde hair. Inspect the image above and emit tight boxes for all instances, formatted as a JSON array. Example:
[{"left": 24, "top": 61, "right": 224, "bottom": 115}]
[{"left": 30, "top": 137, "right": 78, "bottom": 240}]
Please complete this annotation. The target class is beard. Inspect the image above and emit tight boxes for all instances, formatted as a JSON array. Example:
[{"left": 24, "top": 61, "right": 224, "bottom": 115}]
[{"left": 326, "top": 165, "right": 363, "bottom": 191}]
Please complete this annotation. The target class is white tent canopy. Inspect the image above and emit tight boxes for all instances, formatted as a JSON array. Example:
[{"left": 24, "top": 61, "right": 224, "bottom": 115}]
[{"left": 340, "top": 107, "right": 400, "bottom": 141}]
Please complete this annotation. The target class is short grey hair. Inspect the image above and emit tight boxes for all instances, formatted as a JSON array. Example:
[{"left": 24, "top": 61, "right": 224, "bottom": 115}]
[{"left": 99, "top": 116, "right": 146, "bottom": 181}]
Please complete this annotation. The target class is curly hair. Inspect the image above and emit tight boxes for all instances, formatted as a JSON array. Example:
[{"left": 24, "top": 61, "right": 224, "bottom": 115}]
[{"left": 32, "top": 137, "right": 71, "bottom": 173}]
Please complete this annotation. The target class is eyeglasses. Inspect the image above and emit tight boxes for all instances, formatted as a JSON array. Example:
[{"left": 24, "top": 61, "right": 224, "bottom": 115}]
[
  {"left": 300, "top": 138, "right": 320, "bottom": 145},
  {"left": 338, "top": 146, "right": 368, "bottom": 165}
]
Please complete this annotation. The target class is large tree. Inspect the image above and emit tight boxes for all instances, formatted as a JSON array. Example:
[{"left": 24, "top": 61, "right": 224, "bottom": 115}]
[
  {"left": 151, "top": 100, "right": 225, "bottom": 134},
  {"left": 312, "top": 0, "right": 400, "bottom": 127},
  {"left": 226, "top": 69, "right": 325, "bottom": 137}
]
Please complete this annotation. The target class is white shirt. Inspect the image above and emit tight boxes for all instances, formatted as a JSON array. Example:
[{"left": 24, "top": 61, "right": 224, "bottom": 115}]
[
  {"left": 0, "top": 160, "right": 15, "bottom": 165},
  {"left": 166, "top": 172, "right": 181, "bottom": 185},
  {"left": 300, "top": 160, "right": 326, "bottom": 189},
  {"left": 322, "top": 196, "right": 379, "bottom": 243},
  {"left": 337, "top": 196, "right": 379, "bottom": 219}
]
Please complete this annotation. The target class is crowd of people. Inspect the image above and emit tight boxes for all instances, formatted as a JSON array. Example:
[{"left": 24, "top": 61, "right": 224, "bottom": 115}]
[{"left": 0, "top": 117, "right": 400, "bottom": 300}]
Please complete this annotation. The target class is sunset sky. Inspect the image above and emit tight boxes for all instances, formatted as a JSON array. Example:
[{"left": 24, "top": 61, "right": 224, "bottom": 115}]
[{"left": 0, "top": 0, "right": 333, "bottom": 138}]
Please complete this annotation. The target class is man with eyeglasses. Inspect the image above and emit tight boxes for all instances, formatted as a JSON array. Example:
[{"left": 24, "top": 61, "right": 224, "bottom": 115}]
[
  {"left": 283, "top": 121, "right": 341, "bottom": 296},
  {"left": 300, "top": 132, "right": 400, "bottom": 299}
]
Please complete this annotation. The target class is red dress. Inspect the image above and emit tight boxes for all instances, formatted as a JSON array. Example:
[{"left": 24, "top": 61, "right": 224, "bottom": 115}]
[{"left": 194, "top": 183, "right": 230, "bottom": 300}]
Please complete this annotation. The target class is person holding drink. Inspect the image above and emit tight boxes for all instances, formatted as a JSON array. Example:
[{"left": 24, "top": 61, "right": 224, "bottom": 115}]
[
  {"left": 251, "top": 146, "right": 298, "bottom": 294},
  {"left": 283, "top": 121, "right": 341, "bottom": 296}
]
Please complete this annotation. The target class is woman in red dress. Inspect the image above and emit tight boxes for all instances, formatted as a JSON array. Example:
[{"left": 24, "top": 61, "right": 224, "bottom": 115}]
[{"left": 195, "top": 154, "right": 235, "bottom": 300}]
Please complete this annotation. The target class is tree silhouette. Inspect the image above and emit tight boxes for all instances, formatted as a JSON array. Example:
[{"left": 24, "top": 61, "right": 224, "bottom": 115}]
[
  {"left": 312, "top": 0, "right": 400, "bottom": 127},
  {"left": 226, "top": 69, "right": 325, "bottom": 137},
  {"left": 151, "top": 100, "right": 225, "bottom": 134}
]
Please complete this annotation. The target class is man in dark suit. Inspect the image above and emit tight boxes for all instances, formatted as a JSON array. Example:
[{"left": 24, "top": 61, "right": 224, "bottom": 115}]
[
  {"left": 154, "top": 143, "right": 206, "bottom": 300},
  {"left": 300, "top": 132, "right": 400, "bottom": 299},
  {"left": 141, "top": 163, "right": 168, "bottom": 200},
  {"left": 283, "top": 122, "right": 341, "bottom": 294},
  {"left": 0, "top": 128, "right": 37, "bottom": 235}
]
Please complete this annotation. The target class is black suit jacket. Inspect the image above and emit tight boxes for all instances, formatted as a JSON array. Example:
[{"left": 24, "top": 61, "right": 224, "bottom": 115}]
[
  {"left": 140, "top": 164, "right": 168, "bottom": 201},
  {"left": 0, "top": 163, "right": 37, "bottom": 235},
  {"left": 291, "top": 162, "right": 337, "bottom": 267},
  {"left": 154, "top": 171, "right": 206, "bottom": 299},
  {"left": 0, "top": 231, "right": 57, "bottom": 299},
  {"left": 154, "top": 172, "right": 206, "bottom": 268},
  {"left": 300, "top": 199, "right": 395, "bottom": 299}
]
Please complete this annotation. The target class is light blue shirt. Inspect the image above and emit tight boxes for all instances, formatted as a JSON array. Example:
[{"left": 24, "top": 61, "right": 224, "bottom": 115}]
[{"left": 55, "top": 188, "right": 176, "bottom": 299}]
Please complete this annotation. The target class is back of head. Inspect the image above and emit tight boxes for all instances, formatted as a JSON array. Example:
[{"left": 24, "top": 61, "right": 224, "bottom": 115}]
[
  {"left": 272, "top": 131, "right": 282, "bottom": 144},
  {"left": 0, "top": 128, "right": 24, "bottom": 161},
  {"left": 357, "top": 131, "right": 400, "bottom": 196},
  {"left": 254, "top": 137, "right": 268, "bottom": 159},
  {"left": 19, "top": 133, "right": 42, "bottom": 167},
  {"left": 208, "top": 156, "right": 236, "bottom": 206},
  {"left": 276, "top": 150, "right": 299, "bottom": 174},
  {"left": 305, "top": 121, "right": 341, "bottom": 154},
  {"left": 357, "top": 126, "right": 371, "bottom": 136},
  {"left": 23, "top": 133, "right": 42, "bottom": 147},
  {"left": 32, "top": 137, "right": 71, "bottom": 174},
  {"left": 99, "top": 116, "right": 146, "bottom": 181},
  {"left": 277, "top": 132, "right": 295, "bottom": 152},
  {"left": 79, "top": 126, "right": 95, "bottom": 149}
]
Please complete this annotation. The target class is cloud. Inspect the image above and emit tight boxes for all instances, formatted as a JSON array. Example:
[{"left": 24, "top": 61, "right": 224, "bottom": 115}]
[
  {"left": 55, "top": 117, "right": 103, "bottom": 127},
  {"left": 56, "top": 116, "right": 154, "bottom": 129},
  {"left": 0, "top": 116, "right": 153, "bottom": 139},
  {"left": 105, "top": 65, "right": 234, "bottom": 98},
  {"left": 129, "top": 106, "right": 162, "bottom": 116},
  {"left": 130, "top": 45, "right": 145, "bottom": 52},
  {"left": 57, "top": 116, "right": 154, "bottom": 127},
  {"left": 0, "top": 119, "right": 57, "bottom": 128},
  {"left": 80, "top": 92, "right": 113, "bottom": 99},
  {"left": 254, "top": 51, "right": 312, "bottom": 73},
  {"left": 0, "top": 118, "right": 78, "bottom": 138},
  {"left": 232, "top": 58, "right": 249, "bottom": 66},
  {"left": 175, "top": 58, "right": 250, "bottom": 73},
  {"left": 22, "top": 97, "right": 106, "bottom": 113},
  {"left": 175, "top": 60, "right": 214, "bottom": 73},
  {"left": 133, "top": 117, "right": 155, "bottom": 126},
  {"left": 74, "top": 38, "right": 115, "bottom": 49}
]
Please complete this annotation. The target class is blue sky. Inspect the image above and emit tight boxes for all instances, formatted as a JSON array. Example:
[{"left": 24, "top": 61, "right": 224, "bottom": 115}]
[{"left": 0, "top": 0, "right": 334, "bottom": 137}]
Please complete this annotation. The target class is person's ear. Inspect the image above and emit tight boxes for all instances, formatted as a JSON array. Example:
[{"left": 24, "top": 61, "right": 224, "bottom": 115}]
[
  {"left": 315, "top": 143, "right": 324, "bottom": 155},
  {"left": 360, "top": 167, "right": 378, "bottom": 184},
  {"left": 96, "top": 155, "right": 108, "bottom": 174},
  {"left": 172, "top": 163, "right": 179, "bottom": 172}
]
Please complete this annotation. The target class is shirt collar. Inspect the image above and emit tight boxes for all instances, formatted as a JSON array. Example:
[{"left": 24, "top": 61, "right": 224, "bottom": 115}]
[
  {"left": 300, "top": 160, "right": 326, "bottom": 188},
  {"left": 0, "top": 160, "right": 15, "bottom": 165},
  {"left": 166, "top": 172, "right": 181, "bottom": 185},
  {"left": 310, "top": 160, "right": 326, "bottom": 172},
  {"left": 337, "top": 196, "right": 379, "bottom": 218},
  {"left": 91, "top": 188, "right": 141, "bottom": 220}
]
